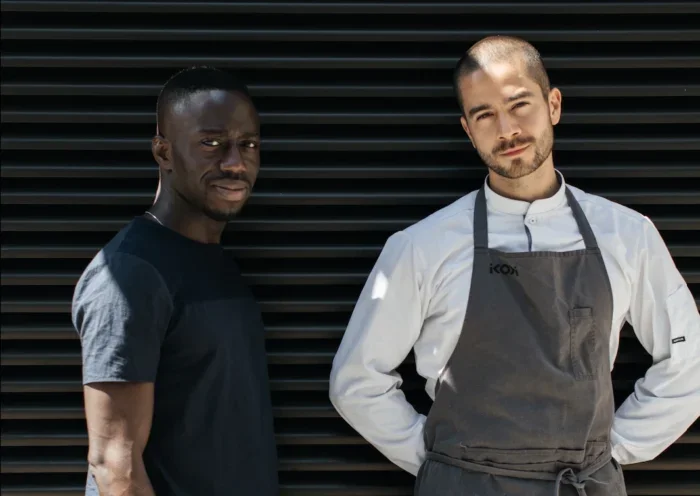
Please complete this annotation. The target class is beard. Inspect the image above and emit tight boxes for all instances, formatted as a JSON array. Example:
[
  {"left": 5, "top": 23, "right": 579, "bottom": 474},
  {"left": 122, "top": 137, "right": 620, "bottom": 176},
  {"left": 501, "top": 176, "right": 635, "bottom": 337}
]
[
  {"left": 477, "top": 123, "right": 554, "bottom": 180},
  {"left": 201, "top": 204, "right": 244, "bottom": 222}
]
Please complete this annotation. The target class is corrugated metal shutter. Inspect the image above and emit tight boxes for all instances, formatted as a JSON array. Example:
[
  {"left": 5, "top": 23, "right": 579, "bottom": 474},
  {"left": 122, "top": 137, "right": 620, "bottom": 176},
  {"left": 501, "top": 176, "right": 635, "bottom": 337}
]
[{"left": 1, "top": 1, "right": 699, "bottom": 494}]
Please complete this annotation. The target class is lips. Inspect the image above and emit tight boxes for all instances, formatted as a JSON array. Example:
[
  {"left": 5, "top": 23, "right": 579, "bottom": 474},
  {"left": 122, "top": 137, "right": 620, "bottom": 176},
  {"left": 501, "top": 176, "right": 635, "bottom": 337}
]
[
  {"left": 210, "top": 181, "right": 249, "bottom": 202},
  {"left": 501, "top": 144, "right": 530, "bottom": 157}
]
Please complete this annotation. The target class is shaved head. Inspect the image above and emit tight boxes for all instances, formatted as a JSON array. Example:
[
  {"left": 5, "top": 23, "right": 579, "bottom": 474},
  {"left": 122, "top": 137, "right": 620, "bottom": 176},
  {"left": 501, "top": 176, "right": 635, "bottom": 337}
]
[{"left": 453, "top": 36, "right": 550, "bottom": 114}]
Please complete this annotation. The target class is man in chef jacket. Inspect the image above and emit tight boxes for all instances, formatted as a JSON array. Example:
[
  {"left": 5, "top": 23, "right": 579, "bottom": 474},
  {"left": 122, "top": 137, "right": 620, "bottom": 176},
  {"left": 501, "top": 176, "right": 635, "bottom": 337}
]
[{"left": 329, "top": 35, "right": 700, "bottom": 495}]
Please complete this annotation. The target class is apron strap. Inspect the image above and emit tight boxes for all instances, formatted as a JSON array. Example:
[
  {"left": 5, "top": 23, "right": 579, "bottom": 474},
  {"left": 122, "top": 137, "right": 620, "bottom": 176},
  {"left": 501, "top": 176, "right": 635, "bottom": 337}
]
[
  {"left": 473, "top": 184, "right": 599, "bottom": 250},
  {"left": 426, "top": 451, "right": 611, "bottom": 496},
  {"left": 564, "top": 187, "right": 599, "bottom": 250},
  {"left": 473, "top": 187, "right": 489, "bottom": 249}
]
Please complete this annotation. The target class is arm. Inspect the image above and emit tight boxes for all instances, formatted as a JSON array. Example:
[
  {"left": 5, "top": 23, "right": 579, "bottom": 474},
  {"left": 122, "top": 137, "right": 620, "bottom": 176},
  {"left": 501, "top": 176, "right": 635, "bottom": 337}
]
[
  {"left": 72, "top": 252, "right": 173, "bottom": 494},
  {"left": 611, "top": 217, "right": 700, "bottom": 464},
  {"left": 329, "top": 231, "right": 428, "bottom": 475},
  {"left": 84, "top": 383, "right": 156, "bottom": 496}
]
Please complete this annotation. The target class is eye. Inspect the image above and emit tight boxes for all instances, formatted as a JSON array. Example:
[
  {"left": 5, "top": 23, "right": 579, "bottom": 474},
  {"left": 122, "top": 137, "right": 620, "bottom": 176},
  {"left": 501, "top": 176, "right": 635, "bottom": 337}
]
[
  {"left": 239, "top": 140, "right": 260, "bottom": 149},
  {"left": 476, "top": 112, "right": 493, "bottom": 121},
  {"left": 202, "top": 139, "right": 222, "bottom": 147},
  {"left": 512, "top": 101, "right": 529, "bottom": 110}
]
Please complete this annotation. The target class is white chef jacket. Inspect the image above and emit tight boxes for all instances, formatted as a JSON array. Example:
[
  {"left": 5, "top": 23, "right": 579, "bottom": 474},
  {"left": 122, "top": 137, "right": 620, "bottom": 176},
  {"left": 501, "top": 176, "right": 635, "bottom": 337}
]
[{"left": 329, "top": 170, "right": 700, "bottom": 476}]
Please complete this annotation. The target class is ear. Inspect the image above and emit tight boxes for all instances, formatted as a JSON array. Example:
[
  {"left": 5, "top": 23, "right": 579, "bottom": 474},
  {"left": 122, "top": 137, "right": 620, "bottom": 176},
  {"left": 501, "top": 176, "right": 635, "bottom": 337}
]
[
  {"left": 548, "top": 88, "right": 562, "bottom": 126},
  {"left": 460, "top": 115, "right": 475, "bottom": 148},
  {"left": 151, "top": 135, "right": 173, "bottom": 173}
]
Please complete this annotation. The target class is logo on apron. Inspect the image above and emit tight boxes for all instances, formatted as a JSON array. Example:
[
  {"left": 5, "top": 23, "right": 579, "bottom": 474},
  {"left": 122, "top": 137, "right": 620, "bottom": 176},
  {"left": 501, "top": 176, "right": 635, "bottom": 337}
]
[{"left": 489, "top": 263, "right": 519, "bottom": 276}]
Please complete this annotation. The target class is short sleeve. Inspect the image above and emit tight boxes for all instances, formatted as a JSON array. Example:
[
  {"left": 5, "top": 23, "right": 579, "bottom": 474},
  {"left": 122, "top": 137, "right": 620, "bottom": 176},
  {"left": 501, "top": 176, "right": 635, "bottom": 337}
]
[{"left": 71, "top": 252, "right": 173, "bottom": 385}]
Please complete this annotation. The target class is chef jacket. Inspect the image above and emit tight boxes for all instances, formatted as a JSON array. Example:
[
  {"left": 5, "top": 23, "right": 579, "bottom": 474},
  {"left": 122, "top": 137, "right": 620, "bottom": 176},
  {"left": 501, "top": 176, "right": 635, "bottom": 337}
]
[{"left": 329, "top": 170, "right": 700, "bottom": 476}]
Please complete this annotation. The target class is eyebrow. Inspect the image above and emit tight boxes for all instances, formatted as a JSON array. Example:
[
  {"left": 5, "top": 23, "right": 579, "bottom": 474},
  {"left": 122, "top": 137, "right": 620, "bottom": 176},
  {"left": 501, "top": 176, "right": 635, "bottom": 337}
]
[
  {"left": 197, "top": 128, "right": 227, "bottom": 135},
  {"left": 467, "top": 90, "right": 536, "bottom": 118},
  {"left": 507, "top": 90, "right": 535, "bottom": 102},
  {"left": 196, "top": 128, "right": 260, "bottom": 138}
]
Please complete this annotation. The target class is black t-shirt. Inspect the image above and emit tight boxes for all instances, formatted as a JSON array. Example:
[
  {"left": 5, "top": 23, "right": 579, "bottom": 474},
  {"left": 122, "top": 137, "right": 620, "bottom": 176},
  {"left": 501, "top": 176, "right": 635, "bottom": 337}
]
[{"left": 72, "top": 217, "right": 279, "bottom": 496}]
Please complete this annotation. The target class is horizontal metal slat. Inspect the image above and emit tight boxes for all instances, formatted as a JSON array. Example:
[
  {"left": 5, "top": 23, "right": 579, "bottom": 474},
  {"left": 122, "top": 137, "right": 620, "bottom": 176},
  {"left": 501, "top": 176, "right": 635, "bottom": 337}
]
[
  {"left": 3, "top": 191, "right": 699, "bottom": 206},
  {"left": 0, "top": 378, "right": 334, "bottom": 393},
  {"left": 0, "top": 430, "right": 369, "bottom": 447},
  {"left": 0, "top": 271, "right": 369, "bottom": 286},
  {"left": 3, "top": 83, "right": 699, "bottom": 98},
  {"left": 3, "top": 244, "right": 698, "bottom": 260},
  {"left": 0, "top": 483, "right": 696, "bottom": 496},
  {"left": 0, "top": 245, "right": 384, "bottom": 259},
  {"left": 4, "top": 137, "right": 699, "bottom": 151},
  {"left": 3, "top": 216, "right": 698, "bottom": 232},
  {"left": 2, "top": 1, "right": 699, "bottom": 15},
  {"left": 2, "top": 428, "right": 698, "bottom": 450},
  {"left": 3, "top": 270, "right": 700, "bottom": 286},
  {"left": 1, "top": 402, "right": 338, "bottom": 420},
  {"left": 1, "top": 299, "right": 356, "bottom": 313},
  {"left": 3, "top": 164, "right": 700, "bottom": 179},
  {"left": 0, "top": 325, "right": 344, "bottom": 339},
  {"left": 3, "top": 455, "right": 699, "bottom": 474},
  {"left": 5, "top": 28, "right": 700, "bottom": 43},
  {"left": 0, "top": 352, "right": 335, "bottom": 367},
  {"left": 0, "top": 373, "right": 650, "bottom": 394},
  {"left": 0, "top": 349, "right": 654, "bottom": 367},
  {"left": 4, "top": 110, "right": 699, "bottom": 125},
  {"left": 4, "top": 55, "right": 699, "bottom": 69}
]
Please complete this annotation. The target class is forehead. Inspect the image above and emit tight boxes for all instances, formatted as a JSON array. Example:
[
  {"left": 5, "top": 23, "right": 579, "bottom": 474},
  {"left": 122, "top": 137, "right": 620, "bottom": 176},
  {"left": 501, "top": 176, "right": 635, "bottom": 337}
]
[
  {"left": 458, "top": 59, "right": 540, "bottom": 105},
  {"left": 169, "top": 89, "right": 259, "bottom": 133}
]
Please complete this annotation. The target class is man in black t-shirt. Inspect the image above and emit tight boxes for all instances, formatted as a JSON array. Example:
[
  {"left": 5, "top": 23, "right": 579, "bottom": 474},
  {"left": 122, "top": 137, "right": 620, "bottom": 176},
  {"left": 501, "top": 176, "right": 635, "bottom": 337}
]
[{"left": 71, "top": 66, "right": 278, "bottom": 495}]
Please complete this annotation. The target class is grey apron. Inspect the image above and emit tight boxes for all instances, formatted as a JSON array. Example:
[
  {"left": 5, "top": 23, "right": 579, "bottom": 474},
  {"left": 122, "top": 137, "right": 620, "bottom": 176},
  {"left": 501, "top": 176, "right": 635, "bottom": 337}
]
[{"left": 415, "top": 186, "right": 627, "bottom": 496}]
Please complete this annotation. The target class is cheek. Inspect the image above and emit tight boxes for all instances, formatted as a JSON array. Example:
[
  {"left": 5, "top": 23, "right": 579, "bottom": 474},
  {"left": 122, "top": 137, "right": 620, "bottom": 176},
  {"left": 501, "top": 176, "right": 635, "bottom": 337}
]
[{"left": 244, "top": 152, "right": 261, "bottom": 177}]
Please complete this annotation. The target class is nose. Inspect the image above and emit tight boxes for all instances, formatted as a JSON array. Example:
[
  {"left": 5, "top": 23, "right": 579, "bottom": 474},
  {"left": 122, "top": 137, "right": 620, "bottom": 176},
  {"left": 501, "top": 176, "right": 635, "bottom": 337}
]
[
  {"left": 497, "top": 113, "right": 521, "bottom": 141},
  {"left": 220, "top": 144, "right": 245, "bottom": 172}
]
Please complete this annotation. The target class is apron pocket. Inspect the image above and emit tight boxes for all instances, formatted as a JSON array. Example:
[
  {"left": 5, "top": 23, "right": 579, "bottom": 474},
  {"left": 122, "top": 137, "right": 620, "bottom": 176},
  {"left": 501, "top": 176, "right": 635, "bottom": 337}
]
[
  {"left": 460, "top": 446, "right": 586, "bottom": 466},
  {"left": 569, "top": 307, "right": 599, "bottom": 381}
]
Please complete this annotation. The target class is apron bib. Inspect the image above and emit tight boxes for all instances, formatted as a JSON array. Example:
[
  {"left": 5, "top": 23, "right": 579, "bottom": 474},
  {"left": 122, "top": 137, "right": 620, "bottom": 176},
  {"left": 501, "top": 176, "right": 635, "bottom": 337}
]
[{"left": 415, "top": 186, "right": 627, "bottom": 496}]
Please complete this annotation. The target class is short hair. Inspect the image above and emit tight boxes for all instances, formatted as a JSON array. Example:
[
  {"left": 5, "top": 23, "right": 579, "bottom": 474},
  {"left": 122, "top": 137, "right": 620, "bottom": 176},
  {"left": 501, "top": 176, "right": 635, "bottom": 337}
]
[
  {"left": 156, "top": 66, "right": 252, "bottom": 135},
  {"left": 453, "top": 36, "right": 551, "bottom": 114}
]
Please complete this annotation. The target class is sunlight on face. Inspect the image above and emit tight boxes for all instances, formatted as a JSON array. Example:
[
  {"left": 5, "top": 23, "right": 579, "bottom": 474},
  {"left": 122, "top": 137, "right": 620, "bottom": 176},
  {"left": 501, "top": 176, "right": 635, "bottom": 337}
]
[{"left": 459, "top": 59, "right": 560, "bottom": 180}]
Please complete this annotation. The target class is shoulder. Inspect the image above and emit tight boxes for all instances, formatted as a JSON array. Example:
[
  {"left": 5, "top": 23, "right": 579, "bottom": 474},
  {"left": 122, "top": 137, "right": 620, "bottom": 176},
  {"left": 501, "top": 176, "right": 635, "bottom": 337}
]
[
  {"left": 379, "top": 191, "right": 477, "bottom": 273},
  {"left": 566, "top": 183, "right": 663, "bottom": 265},
  {"left": 74, "top": 222, "right": 171, "bottom": 303},
  {"left": 568, "top": 184, "right": 650, "bottom": 229},
  {"left": 403, "top": 190, "right": 478, "bottom": 247}
]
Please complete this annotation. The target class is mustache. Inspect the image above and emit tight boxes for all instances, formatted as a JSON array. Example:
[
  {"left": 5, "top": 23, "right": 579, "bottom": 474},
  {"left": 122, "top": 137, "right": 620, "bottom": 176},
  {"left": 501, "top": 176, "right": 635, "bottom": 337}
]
[
  {"left": 492, "top": 136, "right": 535, "bottom": 155},
  {"left": 208, "top": 172, "right": 252, "bottom": 186}
]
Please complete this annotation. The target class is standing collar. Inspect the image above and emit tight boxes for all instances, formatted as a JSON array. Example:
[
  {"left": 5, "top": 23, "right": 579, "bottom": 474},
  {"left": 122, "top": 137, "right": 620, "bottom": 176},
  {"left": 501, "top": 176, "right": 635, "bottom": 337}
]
[{"left": 483, "top": 169, "right": 568, "bottom": 216}]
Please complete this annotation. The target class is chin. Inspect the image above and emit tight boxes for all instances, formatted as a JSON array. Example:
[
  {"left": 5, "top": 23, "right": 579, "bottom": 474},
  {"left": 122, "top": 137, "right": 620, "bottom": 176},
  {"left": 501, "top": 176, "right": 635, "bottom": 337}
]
[
  {"left": 488, "top": 157, "right": 543, "bottom": 180},
  {"left": 203, "top": 204, "right": 245, "bottom": 222}
]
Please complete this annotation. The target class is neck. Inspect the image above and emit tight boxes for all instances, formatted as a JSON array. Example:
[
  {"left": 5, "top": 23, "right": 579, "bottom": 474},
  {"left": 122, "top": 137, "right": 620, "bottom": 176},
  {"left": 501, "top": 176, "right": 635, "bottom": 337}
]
[
  {"left": 487, "top": 158, "right": 558, "bottom": 202},
  {"left": 147, "top": 186, "right": 226, "bottom": 245}
]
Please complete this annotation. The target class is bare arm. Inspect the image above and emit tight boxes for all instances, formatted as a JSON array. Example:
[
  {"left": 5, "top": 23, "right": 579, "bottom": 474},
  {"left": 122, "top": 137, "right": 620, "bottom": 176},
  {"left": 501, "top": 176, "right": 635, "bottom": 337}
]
[
  {"left": 72, "top": 253, "right": 173, "bottom": 493},
  {"left": 84, "top": 382, "right": 156, "bottom": 496}
]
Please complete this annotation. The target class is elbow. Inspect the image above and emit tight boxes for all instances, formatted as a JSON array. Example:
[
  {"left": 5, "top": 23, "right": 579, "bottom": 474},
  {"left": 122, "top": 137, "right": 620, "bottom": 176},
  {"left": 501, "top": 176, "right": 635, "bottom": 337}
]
[
  {"left": 328, "top": 371, "right": 342, "bottom": 408},
  {"left": 87, "top": 444, "right": 138, "bottom": 483},
  {"left": 328, "top": 365, "right": 351, "bottom": 414}
]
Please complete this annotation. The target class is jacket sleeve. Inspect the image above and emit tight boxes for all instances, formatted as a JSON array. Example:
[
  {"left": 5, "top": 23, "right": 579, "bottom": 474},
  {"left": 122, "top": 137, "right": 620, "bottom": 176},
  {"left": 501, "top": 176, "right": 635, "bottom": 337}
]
[{"left": 611, "top": 216, "right": 700, "bottom": 464}]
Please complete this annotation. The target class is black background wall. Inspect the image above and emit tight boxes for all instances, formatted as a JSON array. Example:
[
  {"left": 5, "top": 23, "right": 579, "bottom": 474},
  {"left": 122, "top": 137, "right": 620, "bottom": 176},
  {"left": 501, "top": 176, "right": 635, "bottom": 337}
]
[{"left": 1, "top": 1, "right": 699, "bottom": 495}]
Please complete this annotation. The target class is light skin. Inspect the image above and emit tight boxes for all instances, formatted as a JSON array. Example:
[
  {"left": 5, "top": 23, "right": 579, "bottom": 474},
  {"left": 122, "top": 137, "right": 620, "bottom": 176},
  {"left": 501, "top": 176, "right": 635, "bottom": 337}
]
[
  {"left": 83, "top": 88, "right": 261, "bottom": 495},
  {"left": 458, "top": 57, "right": 562, "bottom": 202}
]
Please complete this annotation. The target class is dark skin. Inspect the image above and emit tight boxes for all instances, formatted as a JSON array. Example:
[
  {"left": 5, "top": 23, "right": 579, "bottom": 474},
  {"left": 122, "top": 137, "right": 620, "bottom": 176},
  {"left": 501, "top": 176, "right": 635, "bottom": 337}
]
[
  {"left": 148, "top": 88, "right": 261, "bottom": 244},
  {"left": 83, "top": 89, "right": 260, "bottom": 495}
]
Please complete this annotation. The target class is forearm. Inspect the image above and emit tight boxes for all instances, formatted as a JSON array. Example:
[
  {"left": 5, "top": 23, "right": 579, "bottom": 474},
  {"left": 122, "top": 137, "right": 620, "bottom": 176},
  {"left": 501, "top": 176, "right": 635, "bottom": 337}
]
[
  {"left": 611, "top": 358, "right": 700, "bottom": 464},
  {"left": 89, "top": 449, "right": 155, "bottom": 496},
  {"left": 331, "top": 384, "right": 427, "bottom": 475}
]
